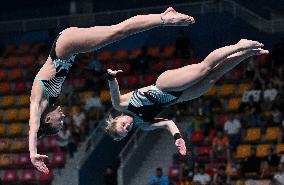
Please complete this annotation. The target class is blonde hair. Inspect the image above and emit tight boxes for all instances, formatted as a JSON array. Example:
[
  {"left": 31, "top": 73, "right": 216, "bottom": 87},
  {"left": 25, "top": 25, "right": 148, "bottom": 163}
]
[{"left": 105, "top": 114, "right": 123, "bottom": 141}]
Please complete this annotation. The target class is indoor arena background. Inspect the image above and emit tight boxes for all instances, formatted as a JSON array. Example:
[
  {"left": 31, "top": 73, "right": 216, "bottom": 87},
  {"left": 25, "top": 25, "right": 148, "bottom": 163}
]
[{"left": 0, "top": 0, "right": 283, "bottom": 185}]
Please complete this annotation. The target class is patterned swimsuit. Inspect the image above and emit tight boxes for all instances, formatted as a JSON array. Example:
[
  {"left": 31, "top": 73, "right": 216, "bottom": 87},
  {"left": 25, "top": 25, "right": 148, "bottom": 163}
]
[
  {"left": 35, "top": 35, "right": 76, "bottom": 106},
  {"left": 125, "top": 85, "right": 183, "bottom": 125}
]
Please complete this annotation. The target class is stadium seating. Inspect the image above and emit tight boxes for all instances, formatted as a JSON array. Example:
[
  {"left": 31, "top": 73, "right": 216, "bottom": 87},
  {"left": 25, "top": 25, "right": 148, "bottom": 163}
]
[
  {"left": 98, "top": 50, "right": 112, "bottom": 61},
  {"left": 0, "top": 138, "right": 10, "bottom": 151},
  {"left": 227, "top": 98, "right": 241, "bottom": 111},
  {"left": 1, "top": 95, "right": 15, "bottom": 107},
  {"left": 204, "top": 85, "right": 216, "bottom": 96},
  {"left": 162, "top": 46, "right": 176, "bottom": 58},
  {"left": 114, "top": 49, "right": 128, "bottom": 61},
  {"left": 276, "top": 143, "right": 284, "bottom": 154},
  {"left": 129, "top": 48, "right": 142, "bottom": 59},
  {"left": 218, "top": 84, "right": 234, "bottom": 96},
  {"left": 264, "top": 127, "right": 280, "bottom": 141},
  {"left": 2, "top": 170, "right": 18, "bottom": 184},
  {"left": 244, "top": 128, "right": 261, "bottom": 142},
  {"left": 39, "top": 170, "right": 54, "bottom": 183},
  {"left": 0, "top": 36, "right": 282, "bottom": 185},
  {"left": 19, "top": 169, "right": 36, "bottom": 184},
  {"left": 236, "top": 145, "right": 251, "bottom": 159},
  {"left": 256, "top": 144, "right": 270, "bottom": 157}
]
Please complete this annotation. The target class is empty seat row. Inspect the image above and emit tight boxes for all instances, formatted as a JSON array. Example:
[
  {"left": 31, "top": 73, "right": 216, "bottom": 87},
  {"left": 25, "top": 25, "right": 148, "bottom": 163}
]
[
  {"left": 0, "top": 108, "right": 30, "bottom": 121},
  {"left": 0, "top": 152, "right": 65, "bottom": 167},
  {"left": 0, "top": 124, "right": 28, "bottom": 136},
  {"left": 204, "top": 83, "right": 251, "bottom": 97},
  {"left": 1, "top": 169, "right": 53, "bottom": 184},
  {"left": 236, "top": 143, "right": 284, "bottom": 159},
  {"left": 0, "top": 136, "right": 59, "bottom": 152},
  {"left": 98, "top": 46, "right": 178, "bottom": 61},
  {"left": 0, "top": 95, "right": 30, "bottom": 107},
  {"left": 245, "top": 127, "right": 281, "bottom": 142},
  {"left": 189, "top": 127, "right": 282, "bottom": 144}
]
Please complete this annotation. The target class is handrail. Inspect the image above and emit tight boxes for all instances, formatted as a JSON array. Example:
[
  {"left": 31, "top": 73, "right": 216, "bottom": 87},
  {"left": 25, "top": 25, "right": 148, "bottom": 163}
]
[
  {"left": 78, "top": 121, "right": 105, "bottom": 167},
  {"left": 119, "top": 128, "right": 146, "bottom": 166}
]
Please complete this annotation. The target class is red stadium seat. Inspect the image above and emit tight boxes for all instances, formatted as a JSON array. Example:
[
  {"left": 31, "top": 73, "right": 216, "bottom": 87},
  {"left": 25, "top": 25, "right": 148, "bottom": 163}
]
[
  {"left": 2, "top": 170, "right": 18, "bottom": 184},
  {"left": 198, "top": 146, "right": 212, "bottom": 161},
  {"left": 152, "top": 60, "right": 166, "bottom": 72},
  {"left": 51, "top": 152, "right": 66, "bottom": 166},
  {"left": 208, "top": 130, "right": 217, "bottom": 143},
  {"left": 147, "top": 47, "right": 160, "bottom": 58},
  {"left": 36, "top": 138, "right": 45, "bottom": 151},
  {"left": 218, "top": 113, "right": 230, "bottom": 126},
  {"left": 114, "top": 49, "right": 128, "bottom": 61},
  {"left": 190, "top": 131, "right": 204, "bottom": 144},
  {"left": 116, "top": 76, "right": 125, "bottom": 87},
  {"left": 19, "top": 169, "right": 36, "bottom": 184},
  {"left": 16, "top": 153, "right": 31, "bottom": 167},
  {"left": 6, "top": 56, "right": 19, "bottom": 67},
  {"left": 199, "top": 146, "right": 212, "bottom": 155},
  {"left": 9, "top": 68, "right": 22, "bottom": 80},
  {"left": 188, "top": 58, "right": 201, "bottom": 65},
  {"left": 144, "top": 74, "right": 157, "bottom": 86},
  {"left": 0, "top": 69, "right": 7, "bottom": 80},
  {"left": 163, "top": 45, "right": 176, "bottom": 58},
  {"left": 22, "top": 55, "right": 34, "bottom": 66},
  {"left": 0, "top": 82, "right": 10, "bottom": 94},
  {"left": 15, "top": 82, "right": 26, "bottom": 93},
  {"left": 38, "top": 170, "right": 54, "bottom": 183},
  {"left": 18, "top": 43, "right": 30, "bottom": 54},
  {"left": 129, "top": 48, "right": 142, "bottom": 59},
  {"left": 119, "top": 62, "right": 131, "bottom": 73},
  {"left": 170, "top": 59, "right": 184, "bottom": 69},
  {"left": 98, "top": 50, "right": 112, "bottom": 61},
  {"left": 31, "top": 42, "right": 44, "bottom": 53},
  {"left": 255, "top": 54, "right": 269, "bottom": 66},
  {"left": 127, "top": 75, "right": 140, "bottom": 87},
  {"left": 168, "top": 164, "right": 182, "bottom": 179},
  {"left": 47, "top": 136, "right": 59, "bottom": 149},
  {"left": 106, "top": 61, "right": 116, "bottom": 70},
  {"left": 206, "top": 162, "right": 223, "bottom": 176}
]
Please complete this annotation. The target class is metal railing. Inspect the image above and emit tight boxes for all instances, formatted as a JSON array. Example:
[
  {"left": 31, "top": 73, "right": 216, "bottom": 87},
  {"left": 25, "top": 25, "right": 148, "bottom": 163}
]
[
  {"left": 117, "top": 129, "right": 163, "bottom": 185},
  {"left": 78, "top": 121, "right": 106, "bottom": 167}
]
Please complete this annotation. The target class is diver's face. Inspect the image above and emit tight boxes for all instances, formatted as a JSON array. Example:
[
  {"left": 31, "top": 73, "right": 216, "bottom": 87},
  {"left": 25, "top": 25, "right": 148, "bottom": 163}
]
[
  {"left": 114, "top": 115, "right": 134, "bottom": 138},
  {"left": 45, "top": 106, "right": 65, "bottom": 130}
]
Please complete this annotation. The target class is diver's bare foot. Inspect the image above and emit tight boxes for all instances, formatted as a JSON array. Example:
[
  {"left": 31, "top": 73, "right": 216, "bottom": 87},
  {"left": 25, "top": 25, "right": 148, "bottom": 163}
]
[
  {"left": 237, "top": 39, "right": 264, "bottom": 50},
  {"left": 250, "top": 48, "right": 269, "bottom": 55},
  {"left": 161, "top": 7, "right": 195, "bottom": 26}
]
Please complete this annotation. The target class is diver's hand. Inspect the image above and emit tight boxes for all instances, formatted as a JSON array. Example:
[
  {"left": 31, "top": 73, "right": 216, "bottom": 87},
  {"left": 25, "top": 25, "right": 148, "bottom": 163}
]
[
  {"left": 175, "top": 138, "right": 187, "bottom": 155},
  {"left": 107, "top": 69, "right": 123, "bottom": 77},
  {"left": 30, "top": 153, "right": 49, "bottom": 174}
]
